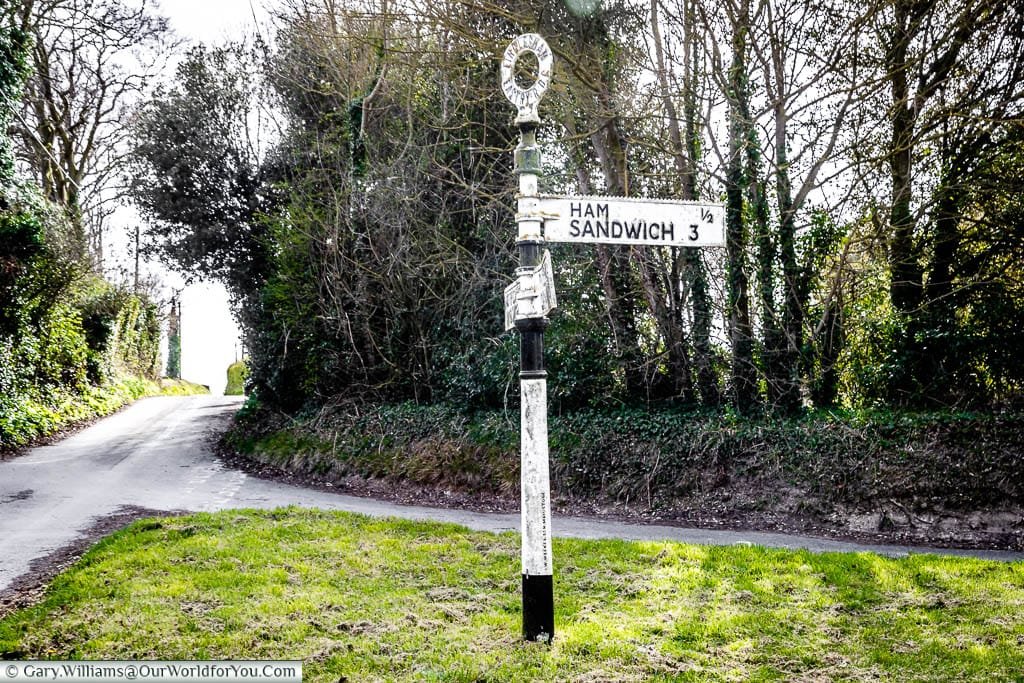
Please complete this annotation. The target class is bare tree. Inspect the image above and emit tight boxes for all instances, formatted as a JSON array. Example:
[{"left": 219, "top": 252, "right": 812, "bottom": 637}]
[
  {"left": 871, "top": 0, "right": 1018, "bottom": 316},
  {"left": 644, "top": 0, "right": 720, "bottom": 403},
  {"left": 745, "top": 0, "right": 869, "bottom": 410},
  {"left": 551, "top": 5, "right": 652, "bottom": 399},
  {"left": 12, "top": 0, "right": 172, "bottom": 268}
]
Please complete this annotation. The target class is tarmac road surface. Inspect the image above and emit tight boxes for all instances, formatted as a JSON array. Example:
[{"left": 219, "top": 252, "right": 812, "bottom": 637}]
[{"left": 1, "top": 395, "right": 1020, "bottom": 592}]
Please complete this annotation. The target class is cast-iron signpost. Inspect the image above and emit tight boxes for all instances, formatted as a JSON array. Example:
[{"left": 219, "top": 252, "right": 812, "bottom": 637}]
[
  {"left": 500, "top": 33, "right": 725, "bottom": 644},
  {"left": 501, "top": 33, "right": 557, "bottom": 645}
]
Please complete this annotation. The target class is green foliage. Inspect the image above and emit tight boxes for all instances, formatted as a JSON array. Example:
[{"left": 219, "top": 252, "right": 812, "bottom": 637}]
[
  {"left": 838, "top": 267, "right": 904, "bottom": 409},
  {"left": 166, "top": 333, "right": 180, "bottom": 378},
  {"left": 0, "top": 12, "right": 31, "bottom": 187},
  {"left": 232, "top": 401, "right": 1024, "bottom": 514},
  {"left": 156, "top": 377, "right": 211, "bottom": 396},
  {"left": 0, "top": 200, "right": 75, "bottom": 337},
  {"left": 0, "top": 376, "right": 209, "bottom": 451},
  {"left": 837, "top": 126, "right": 1024, "bottom": 410},
  {"left": 432, "top": 335, "right": 517, "bottom": 410},
  {"left": 0, "top": 208, "right": 45, "bottom": 264},
  {"left": 129, "top": 44, "right": 272, "bottom": 290},
  {"left": 34, "top": 299, "right": 89, "bottom": 393},
  {"left": 549, "top": 406, "right": 1024, "bottom": 510},
  {"left": 230, "top": 401, "right": 518, "bottom": 496},
  {"left": 224, "top": 359, "right": 248, "bottom": 395},
  {"left": 0, "top": 212, "right": 84, "bottom": 405},
  {"left": 1, "top": 376, "right": 178, "bottom": 451},
  {"left": 77, "top": 278, "right": 161, "bottom": 383},
  {"left": 0, "top": 7, "right": 165, "bottom": 453},
  {"left": 126, "top": 1, "right": 1024, "bottom": 418},
  {"left": 0, "top": 257, "right": 162, "bottom": 449}
]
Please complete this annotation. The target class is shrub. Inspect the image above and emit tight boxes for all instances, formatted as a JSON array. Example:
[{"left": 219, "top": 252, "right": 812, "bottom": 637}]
[
  {"left": 78, "top": 278, "right": 161, "bottom": 382},
  {"left": 0, "top": 223, "right": 162, "bottom": 449},
  {"left": 225, "top": 360, "right": 248, "bottom": 395},
  {"left": 230, "top": 401, "right": 1024, "bottom": 513}
]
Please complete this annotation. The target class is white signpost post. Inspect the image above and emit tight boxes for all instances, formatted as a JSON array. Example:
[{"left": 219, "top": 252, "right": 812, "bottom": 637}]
[{"left": 500, "top": 34, "right": 724, "bottom": 644}]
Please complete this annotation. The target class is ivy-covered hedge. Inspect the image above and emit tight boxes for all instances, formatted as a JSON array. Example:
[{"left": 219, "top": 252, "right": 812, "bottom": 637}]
[
  {"left": 1, "top": 194, "right": 164, "bottom": 450},
  {"left": 78, "top": 276, "right": 161, "bottom": 383},
  {"left": 228, "top": 401, "right": 518, "bottom": 496},
  {"left": 0, "top": 16, "right": 182, "bottom": 453},
  {"left": 228, "top": 402, "right": 1024, "bottom": 513}
]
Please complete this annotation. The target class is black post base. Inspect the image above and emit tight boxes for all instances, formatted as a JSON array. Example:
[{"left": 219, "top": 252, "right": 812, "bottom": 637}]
[{"left": 522, "top": 574, "right": 554, "bottom": 643}]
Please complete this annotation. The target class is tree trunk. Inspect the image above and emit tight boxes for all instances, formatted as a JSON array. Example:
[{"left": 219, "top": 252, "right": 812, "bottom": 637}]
[
  {"left": 590, "top": 111, "right": 646, "bottom": 398},
  {"left": 775, "top": 104, "right": 803, "bottom": 414},
  {"left": 649, "top": 0, "right": 719, "bottom": 404},
  {"left": 689, "top": 248, "right": 718, "bottom": 405},
  {"left": 563, "top": 113, "right": 646, "bottom": 399},
  {"left": 811, "top": 295, "right": 843, "bottom": 408},
  {"left": 926, "top": 151, "right": 963, "bottom": 309},
  {"left": 685, "top": 6, "right": 718, "bottom": 405},
  {"left": 750, "top": 124, "right": 781, "bottom": 408},
  {"left": 636, "top": 248, "right": 694, "bottom": 401},
  {"left": 644, "top": 0, "right": 699, "bottom": 401},
  {"left": 726, "top": 0, "right": 758, "bottom": 412},
  {"left": 887, "top": 1, "right": 923, "bottom": 315}
]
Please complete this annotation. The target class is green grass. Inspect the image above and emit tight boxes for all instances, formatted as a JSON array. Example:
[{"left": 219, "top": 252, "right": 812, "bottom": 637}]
[
  {"left": 156, "top": 377, "right": 212, "bottom": 397},
  {"left": 1, "top": 509, "right": 1021, "bottom": 682}
]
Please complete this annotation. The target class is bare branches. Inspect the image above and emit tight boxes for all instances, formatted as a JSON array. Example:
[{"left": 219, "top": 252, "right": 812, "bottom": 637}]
[{"left": 13, "top": 0, "right": 174, "bottom": 267}]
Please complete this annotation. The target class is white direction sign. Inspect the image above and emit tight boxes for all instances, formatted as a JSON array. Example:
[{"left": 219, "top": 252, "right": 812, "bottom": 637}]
[
  {"left": 504, "top": 249, "right": 557, "bottom": 331},
  {"left": 539, "top": 194, "right": 725, "bottom": 247}
]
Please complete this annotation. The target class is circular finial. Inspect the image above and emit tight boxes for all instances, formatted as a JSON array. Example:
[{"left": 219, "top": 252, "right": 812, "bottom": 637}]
[{"left": 500, "top": 34, "right": 553, "bottom": 125}]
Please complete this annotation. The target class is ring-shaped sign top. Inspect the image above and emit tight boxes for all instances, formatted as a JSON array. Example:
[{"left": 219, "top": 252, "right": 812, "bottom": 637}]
[{"left": 501, "top": 34, "right": 553, "bottom": 124}]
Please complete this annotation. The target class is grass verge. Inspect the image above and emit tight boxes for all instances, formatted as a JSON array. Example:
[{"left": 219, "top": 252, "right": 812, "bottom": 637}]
[
  {"left": 0, "top": 376, "right": 210, "bottom": 451},
  {"left": 156, "top": 378, "right": 212, "bottom": 397},
  {"left": 1, "top": 508, "right": 1021, "bottom": 681}
]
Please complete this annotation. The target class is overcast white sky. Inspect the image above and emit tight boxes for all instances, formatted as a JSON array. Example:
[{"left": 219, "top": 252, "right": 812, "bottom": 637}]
[
  {"left": 161, "top": 0, "right": 271, "bottom": 45},
  {"left": 133, "top": 0, "right": 273, "bottom": 393}
]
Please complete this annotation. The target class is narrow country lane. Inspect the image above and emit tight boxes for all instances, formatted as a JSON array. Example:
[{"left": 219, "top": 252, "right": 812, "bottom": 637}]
[
  {"left": 0, "top": 395, "right": 520, "bottom": 591},
  {"left": 1, "top": 395, "right": 1019, "bottom": 592}
]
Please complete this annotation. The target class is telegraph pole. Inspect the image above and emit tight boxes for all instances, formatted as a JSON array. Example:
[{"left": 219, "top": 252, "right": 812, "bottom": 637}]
[
  {"left": 133, "top": 224, "right": 141, "bottom": 293},
  {"left": 167, "top": 290, "right": 182, "bottom": 379},
  {"left": 501, "top": 33, "right": 556, "bottom": 644}
]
